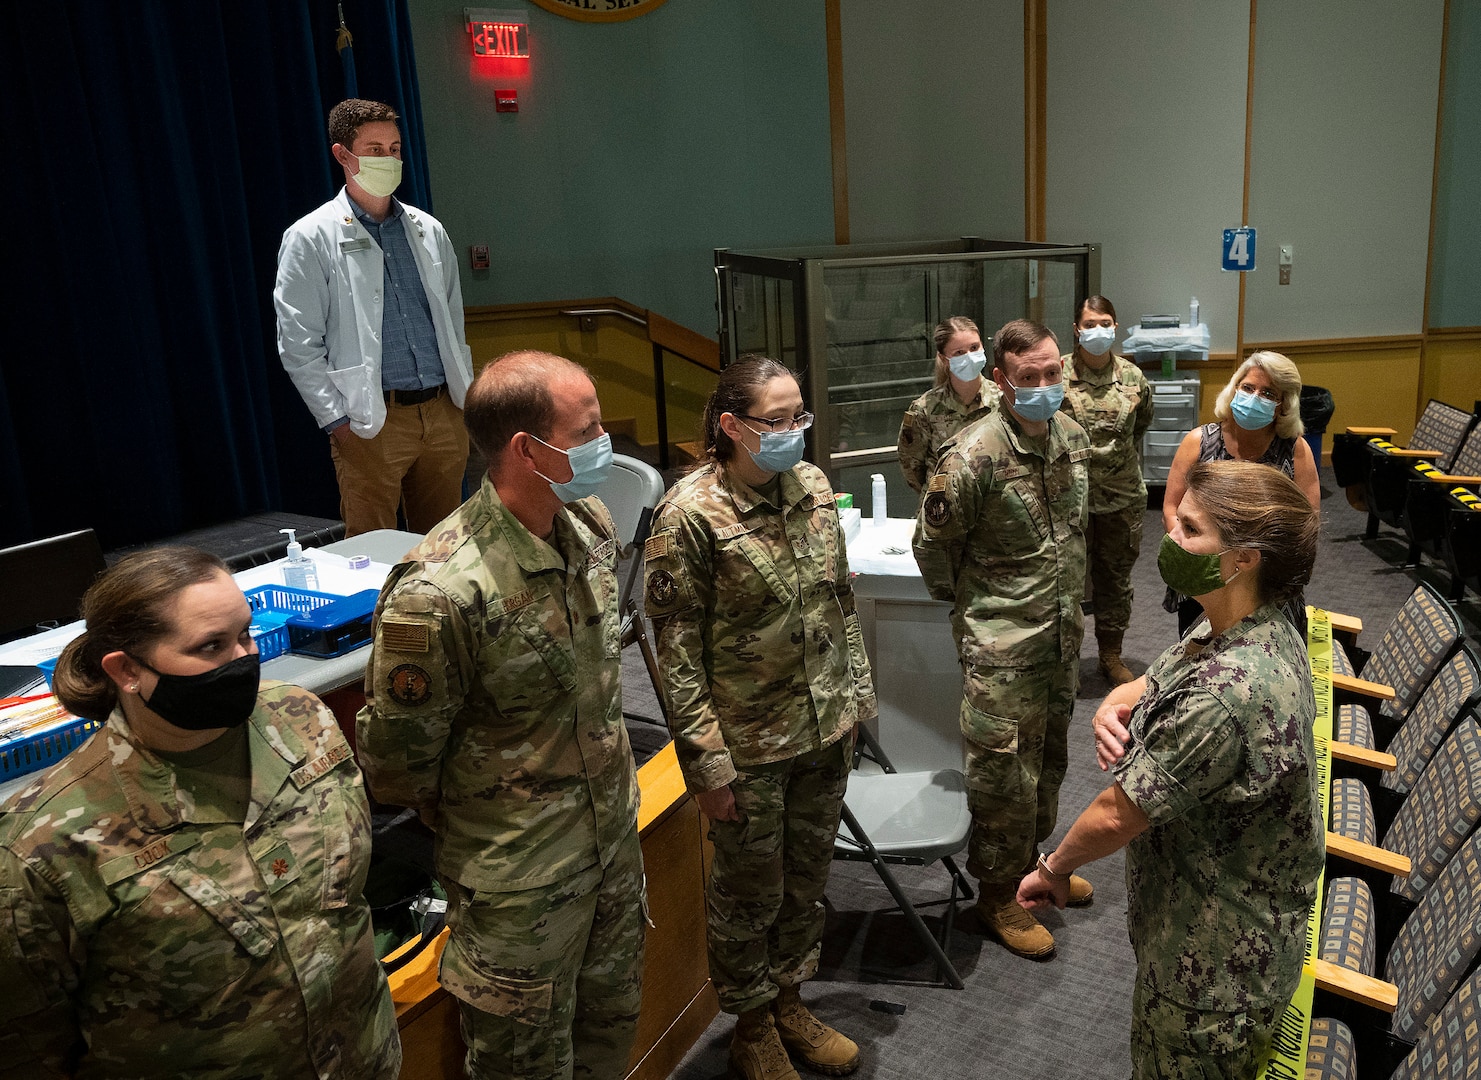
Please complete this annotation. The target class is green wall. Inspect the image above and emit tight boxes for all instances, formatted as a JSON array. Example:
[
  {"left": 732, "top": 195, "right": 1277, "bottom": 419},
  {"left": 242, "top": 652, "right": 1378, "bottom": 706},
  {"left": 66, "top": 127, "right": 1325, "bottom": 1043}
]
[
  {"left": 409, "top": 0, "right": 836, "bottom": 337},
  {"left": 1431, "top": 0, "right": 1481, "bottom": 329}
]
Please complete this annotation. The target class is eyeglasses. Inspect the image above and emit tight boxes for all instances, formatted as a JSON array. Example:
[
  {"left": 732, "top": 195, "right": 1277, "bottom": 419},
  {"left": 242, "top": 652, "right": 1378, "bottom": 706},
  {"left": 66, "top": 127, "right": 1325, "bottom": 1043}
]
[
  {"left": 738, "top": 411, "right": 815, "bottom": 433},
  {"left": 1238, "top": 383, "right": 1281, "bottom": 402}
]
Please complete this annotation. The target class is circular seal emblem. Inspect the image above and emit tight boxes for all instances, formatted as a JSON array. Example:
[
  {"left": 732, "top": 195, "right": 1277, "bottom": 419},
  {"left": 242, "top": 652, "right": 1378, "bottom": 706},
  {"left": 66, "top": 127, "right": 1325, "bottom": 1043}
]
[
  {"left": 388, "top": 664, "right": 432, "bottom": 707},
  {"left": 923, "top": 491, "right": 952, "bottom": 528},
  {"left": 646, "top": 569, "right": 678, "bottom": 607}
]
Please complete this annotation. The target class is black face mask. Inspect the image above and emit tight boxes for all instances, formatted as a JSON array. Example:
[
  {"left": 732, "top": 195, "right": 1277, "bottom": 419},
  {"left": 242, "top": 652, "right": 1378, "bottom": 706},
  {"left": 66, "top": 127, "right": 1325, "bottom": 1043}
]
[{"left": 130, "top": 653, "right": 261, "bottom": 731}]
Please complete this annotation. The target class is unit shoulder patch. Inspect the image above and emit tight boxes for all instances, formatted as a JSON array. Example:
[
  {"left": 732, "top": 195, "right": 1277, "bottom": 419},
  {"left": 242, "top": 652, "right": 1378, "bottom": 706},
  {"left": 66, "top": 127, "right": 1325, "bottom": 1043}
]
[
  {"left": 387, "top": 664, "right": 433, "bottom": 707},
  {"left": 923, "top": 491, "right": 952, "bottom": 528}
]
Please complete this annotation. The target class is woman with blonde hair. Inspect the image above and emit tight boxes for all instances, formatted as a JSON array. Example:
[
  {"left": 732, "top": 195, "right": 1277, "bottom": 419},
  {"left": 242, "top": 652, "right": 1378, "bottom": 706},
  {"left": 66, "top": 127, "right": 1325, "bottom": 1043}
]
[
  {"left": 1162, "top": 350, "right": 1319, "bottom": 635},
  {"left": 1021, "top": 460, "right": 1323, "bottom": 1079},
  {"left": 897, "top": 316, "right": 1000, "bottom": 493}
]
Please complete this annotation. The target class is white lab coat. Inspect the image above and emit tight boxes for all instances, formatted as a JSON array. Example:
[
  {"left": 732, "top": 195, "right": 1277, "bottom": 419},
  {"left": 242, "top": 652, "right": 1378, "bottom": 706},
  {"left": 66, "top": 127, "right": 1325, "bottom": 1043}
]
[{"left": 273, "top": 188, "right": 474, "bottom": 438}]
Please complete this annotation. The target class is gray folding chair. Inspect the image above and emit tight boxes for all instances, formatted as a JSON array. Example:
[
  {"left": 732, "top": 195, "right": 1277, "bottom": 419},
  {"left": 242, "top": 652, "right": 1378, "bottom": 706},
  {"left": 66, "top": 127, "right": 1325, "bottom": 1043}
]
[
  {"left": 833, "top": 726, "right": 974, "bottom": 989},
  {"left": 592, "top": 454, "right": 668, "bottom": 721}
]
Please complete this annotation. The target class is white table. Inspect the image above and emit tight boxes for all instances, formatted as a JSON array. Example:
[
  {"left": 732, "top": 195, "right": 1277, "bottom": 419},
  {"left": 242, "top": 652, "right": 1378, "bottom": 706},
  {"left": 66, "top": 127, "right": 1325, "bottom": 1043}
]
[
  {"left": 0, "top": 529, "right": 420, "bottom": 695},
  {"left": 846, "top": 517, "right": 966, "bottom": 773}
]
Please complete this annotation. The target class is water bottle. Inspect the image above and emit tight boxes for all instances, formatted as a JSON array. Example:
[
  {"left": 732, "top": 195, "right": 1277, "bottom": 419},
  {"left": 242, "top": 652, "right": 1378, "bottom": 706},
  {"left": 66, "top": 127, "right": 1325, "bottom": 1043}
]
[
  {"left": 1190, "top": 296, "right": 1200, "bottom": 328},
  {"left": 871, "top": 473, "right": 888, "bottom": 526}
]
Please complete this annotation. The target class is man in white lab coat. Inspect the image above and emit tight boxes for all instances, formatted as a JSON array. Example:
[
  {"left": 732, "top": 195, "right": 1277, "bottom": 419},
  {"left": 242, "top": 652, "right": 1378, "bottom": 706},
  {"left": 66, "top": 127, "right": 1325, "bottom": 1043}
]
[{"left": 274, "top": 98, "right": 474, "bottom": 537}]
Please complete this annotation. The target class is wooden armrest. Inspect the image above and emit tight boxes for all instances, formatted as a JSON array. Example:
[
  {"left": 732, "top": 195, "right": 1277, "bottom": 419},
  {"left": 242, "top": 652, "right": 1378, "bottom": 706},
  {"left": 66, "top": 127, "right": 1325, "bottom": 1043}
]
[
  {"left": 1327, "top": 611, "right": 1363, "bottom": 637},
  {"left": 1347, "top": 426, "right": 1398, "bottom": 436},
  {"left": 1332, "top": 672, "right": 1396, "bottom": 701},
  {"left": 1327, "top": 832, "right": 1411, "bottom": 876},
  {"left": 1330, "top": 741, "right": 1397, "bottom": 771},
  {"left": 1312, "top": 958, "right": 1398, "bottom": 1012},
  {"left": 1427, "top": 474, "right": 1481, "bottom": 485},
  {"left": 1386, "top": 448, "right": 1442, "bottom": 459}
]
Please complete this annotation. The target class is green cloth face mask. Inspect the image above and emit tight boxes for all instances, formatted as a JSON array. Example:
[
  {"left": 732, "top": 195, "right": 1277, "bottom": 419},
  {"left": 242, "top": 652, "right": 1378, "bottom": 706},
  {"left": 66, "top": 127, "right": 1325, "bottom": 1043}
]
[{"left": 1157, "top": 534, "right": 1239, "bottom": 596}]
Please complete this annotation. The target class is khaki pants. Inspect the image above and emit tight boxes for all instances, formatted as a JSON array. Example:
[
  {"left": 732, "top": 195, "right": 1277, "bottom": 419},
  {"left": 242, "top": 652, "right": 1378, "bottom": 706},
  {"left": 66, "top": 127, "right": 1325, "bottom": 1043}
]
[
  {"left": 439, "top": 826, "right": 646, "bottom": 1080},
  {"left": 330, "top": 388, "right": 469, "bottom": 537}
]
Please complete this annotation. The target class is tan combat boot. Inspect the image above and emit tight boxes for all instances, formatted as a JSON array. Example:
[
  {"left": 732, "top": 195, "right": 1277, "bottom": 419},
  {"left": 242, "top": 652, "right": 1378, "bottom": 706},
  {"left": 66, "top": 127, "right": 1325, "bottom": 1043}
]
[
  {"left": 730, "top": 1006, "right": 801, "bottom": 1080},
  {"left": 1023, "top": 855, "right": 1094, "bottom": 907},
  {"left": 977, "top": 883, "right": 1056, "bottom": 959},
  {"left": 1096, "top": 629, "right": 1136, "bottom": 686},
  {"left": 772, "top": 985, "right": 860, "bottom": 1075}
]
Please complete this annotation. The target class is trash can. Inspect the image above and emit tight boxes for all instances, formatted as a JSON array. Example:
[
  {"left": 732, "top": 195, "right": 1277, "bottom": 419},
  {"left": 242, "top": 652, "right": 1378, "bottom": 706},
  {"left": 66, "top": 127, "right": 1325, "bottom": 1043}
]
[{"left": 1300, "top": 386, "right": 1335, "bottom": 475}]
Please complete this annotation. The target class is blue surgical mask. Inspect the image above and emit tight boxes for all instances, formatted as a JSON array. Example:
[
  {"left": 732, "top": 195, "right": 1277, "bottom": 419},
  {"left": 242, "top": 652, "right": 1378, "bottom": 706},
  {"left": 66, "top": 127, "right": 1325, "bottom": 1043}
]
[
  {"left": 1077, "top": 326, "right": 1116, "bottom": 356},
  {"left": 1231, "top": 390, "right": 1277, "bottom": 431},
  {"left": 533, "top": 432, "right": 614, "bottom": 502},
  {"left": 1005, "top": 380, "right": 1065, "bottom": 423},
  {"left": 948, "top": 349, "right": 987, "bottom": 382},
  {"left": 744, "top": 427, "right": 806, "bottom": 474}
]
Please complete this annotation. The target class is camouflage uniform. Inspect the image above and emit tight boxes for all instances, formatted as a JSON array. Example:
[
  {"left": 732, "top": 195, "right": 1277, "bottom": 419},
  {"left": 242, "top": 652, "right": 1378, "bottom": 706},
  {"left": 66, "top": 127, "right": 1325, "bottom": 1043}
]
[
  {"left": 1060, "top": 352, "right": 1154, "bottom": 635},
  {"left": 912, "top": 408, "right": 1090, "bottom": 885},
  {"left": 1113, "top": 605, "right": 1324, "bottom": 1079},
  {"left": 0, "top": 682, "right": 399, "bottom": 1080},
  {"left": 356, "top": 475, "right": 643, "bottom": 1080},
  {"left": 644, "top": 460, "right": 876, "bottom": 1014},
  {"left": 897, "top": 378, "right": 1000, "bottom": 493}
]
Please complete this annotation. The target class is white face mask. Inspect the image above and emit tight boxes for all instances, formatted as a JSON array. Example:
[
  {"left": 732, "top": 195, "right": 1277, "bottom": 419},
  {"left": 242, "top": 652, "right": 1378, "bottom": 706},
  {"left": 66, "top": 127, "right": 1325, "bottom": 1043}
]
[
  {"left": 351, "top": 154, "right": 402, "bottom": 198},
  {"left": 1078, "top": 325, "right": 1116, "bottom": 355}
]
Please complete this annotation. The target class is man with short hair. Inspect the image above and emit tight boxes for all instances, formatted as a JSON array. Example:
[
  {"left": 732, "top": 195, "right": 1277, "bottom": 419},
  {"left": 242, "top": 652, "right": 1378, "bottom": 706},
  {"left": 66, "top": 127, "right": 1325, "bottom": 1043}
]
[
  {"left": 275, "top": 98, "right": 474, "bottom": 537},
  {"left": 356, "top": 350, "right": 644, "bottom": 1079},
  {"left": 912, "top": 319, "right": 1092, "bottom": 959}
]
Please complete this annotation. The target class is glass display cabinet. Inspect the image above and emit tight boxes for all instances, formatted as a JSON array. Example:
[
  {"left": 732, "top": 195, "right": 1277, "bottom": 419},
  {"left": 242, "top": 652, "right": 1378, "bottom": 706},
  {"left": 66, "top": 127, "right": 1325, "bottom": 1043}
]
[{"left": 714, "top": 239, "right": 1100, "bottom": 516}]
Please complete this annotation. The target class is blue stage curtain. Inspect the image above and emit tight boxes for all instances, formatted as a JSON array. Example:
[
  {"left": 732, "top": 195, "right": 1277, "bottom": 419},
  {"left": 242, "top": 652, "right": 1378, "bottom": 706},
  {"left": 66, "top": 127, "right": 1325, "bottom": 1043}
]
[{"left": 1, "top": 1, "right": 431, "bottom": 549}]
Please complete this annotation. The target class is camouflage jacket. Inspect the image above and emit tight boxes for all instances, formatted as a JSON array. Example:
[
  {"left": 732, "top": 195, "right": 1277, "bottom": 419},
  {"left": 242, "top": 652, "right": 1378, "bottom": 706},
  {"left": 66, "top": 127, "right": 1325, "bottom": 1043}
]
[
  {"left": 897, "top": 379, "right": 1000, "bottom": 493},
  {"left": 0, "top": 682, "right": 398, "bottom": 1080},
  {"left": 356, "top": 476, "right": 638, "bottom": 892},
  {"left": 644, "top": 461, "right": 877, "bottom": 791},
  {"left": 1115, "top": 605, "right": 1324, "bottom": 1013},
  {"left": 1060, "top": 352, "right": 1154, "bottom": 513},
  {"left": 912, "top": 409, "right": 1090, "bottom": 666}
]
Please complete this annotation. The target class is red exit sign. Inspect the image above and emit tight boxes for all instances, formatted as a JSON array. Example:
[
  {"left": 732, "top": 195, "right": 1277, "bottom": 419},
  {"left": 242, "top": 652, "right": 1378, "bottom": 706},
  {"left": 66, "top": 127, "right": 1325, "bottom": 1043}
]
[{"left": 470, "top": 20, "right": 528, "bottom": 58}]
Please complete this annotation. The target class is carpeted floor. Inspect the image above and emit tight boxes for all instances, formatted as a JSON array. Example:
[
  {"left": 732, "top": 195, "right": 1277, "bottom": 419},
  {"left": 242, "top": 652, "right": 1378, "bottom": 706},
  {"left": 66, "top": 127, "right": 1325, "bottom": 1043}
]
[{"left": 635, "top": 474, "right": 1479, "bottom": 1080}]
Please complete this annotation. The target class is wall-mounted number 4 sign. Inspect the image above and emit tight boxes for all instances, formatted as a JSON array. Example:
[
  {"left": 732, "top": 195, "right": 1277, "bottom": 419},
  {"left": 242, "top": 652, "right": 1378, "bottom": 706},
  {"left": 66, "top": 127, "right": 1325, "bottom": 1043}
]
[{"left": 1222, "top": 227, "right": 1256, "bottom": 272}]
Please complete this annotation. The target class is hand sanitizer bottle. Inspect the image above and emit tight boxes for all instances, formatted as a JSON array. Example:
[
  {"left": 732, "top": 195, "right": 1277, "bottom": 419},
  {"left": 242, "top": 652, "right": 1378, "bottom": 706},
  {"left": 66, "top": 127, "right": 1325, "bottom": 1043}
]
[
  {"left": 280, "top": 529, "right": 319, "bottom": 591},
  {"left": 871, "top": 473, "right": 888, "bottom": 525}
]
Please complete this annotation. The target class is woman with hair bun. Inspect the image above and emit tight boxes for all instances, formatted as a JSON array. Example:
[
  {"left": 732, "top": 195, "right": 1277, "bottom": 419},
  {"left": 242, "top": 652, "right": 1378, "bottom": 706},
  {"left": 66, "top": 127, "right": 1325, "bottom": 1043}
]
[
  {"left": 644, "top": 355, "right": 876, "bottom": 1079},
  {"left": 0, "top": 547, "right": 399, "bottom": 1079},
  {"left": 1020, "top": 460, "right": 1324, "bottom": 1079},
  {"left": 897, "top": 316, "right": 1000, "bottom": 494}
]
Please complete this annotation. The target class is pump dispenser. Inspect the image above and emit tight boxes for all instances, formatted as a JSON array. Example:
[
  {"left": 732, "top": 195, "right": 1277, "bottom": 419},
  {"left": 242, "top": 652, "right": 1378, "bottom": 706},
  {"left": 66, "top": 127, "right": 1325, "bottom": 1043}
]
[{"left": 280, "top": 528, "right": 320, "bottom": 591}]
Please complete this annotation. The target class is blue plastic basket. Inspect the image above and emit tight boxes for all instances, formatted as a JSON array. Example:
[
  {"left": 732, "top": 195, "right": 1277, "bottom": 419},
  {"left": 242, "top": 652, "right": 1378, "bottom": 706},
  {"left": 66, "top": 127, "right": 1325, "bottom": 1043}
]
[
  {"left": 245, "top": 585, "right": 339, "bottom": 661},
  {"left": 0, "top": 716, "right": 102, "bottom": 781}
]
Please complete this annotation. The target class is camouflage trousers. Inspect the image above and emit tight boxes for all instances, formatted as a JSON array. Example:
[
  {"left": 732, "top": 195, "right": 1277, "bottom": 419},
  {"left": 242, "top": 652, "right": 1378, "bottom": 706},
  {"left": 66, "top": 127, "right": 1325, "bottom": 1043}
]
[
  {"left": 1086, "top": 503, "right": 1143, "bottom": 637},
  {"left": 1129, "top": 980, "right": 1283, "bottom": 1080},
  {"left": 438, "top": 825, "right": 646, "bottom": 1080},
  {"left": 707, "top": 737, "right": 852, "bottom": 1015},
  {"left": 960, "top": 660, "right": 1078, "bottom": 886}
]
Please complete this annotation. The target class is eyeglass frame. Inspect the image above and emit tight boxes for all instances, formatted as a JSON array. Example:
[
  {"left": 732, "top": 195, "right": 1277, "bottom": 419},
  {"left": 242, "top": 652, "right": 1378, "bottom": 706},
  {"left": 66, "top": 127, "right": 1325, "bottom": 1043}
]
[{"left": 736, "top": 411, "right": 815, "bottom": 433}]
